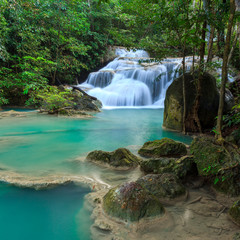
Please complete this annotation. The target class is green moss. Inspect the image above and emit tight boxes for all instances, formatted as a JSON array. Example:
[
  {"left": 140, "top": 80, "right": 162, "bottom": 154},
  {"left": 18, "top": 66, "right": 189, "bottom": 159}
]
[
  {"left": 229, "top": 200, "right": 240, "bottom": 226},
  {"left": 190, "top": 136, "right": 240, "bottom": 196},
  {"left": 136, "top": 173, "right": 186, "bottom": 199},
  {"left": 103, "top": 182, "right": 164, "bottom": 222},
  {"left": 140, "top": 156, "right": 195, "bottom": 179},
  {"left": 138, "top": 138, "right": 187, "bottom": 158},
  {"left": 86, "top": 148, "right": 141, "bottom": 169}
]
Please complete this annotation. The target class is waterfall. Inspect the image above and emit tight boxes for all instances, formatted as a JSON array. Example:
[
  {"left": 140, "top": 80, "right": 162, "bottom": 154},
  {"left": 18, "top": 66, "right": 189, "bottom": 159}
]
[{"left": 79, "top": 49, "right": 182, "bottom": 108}]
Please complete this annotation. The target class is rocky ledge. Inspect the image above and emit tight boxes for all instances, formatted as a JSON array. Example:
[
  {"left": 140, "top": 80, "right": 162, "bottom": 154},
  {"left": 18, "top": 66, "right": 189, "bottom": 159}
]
[
  {"left": 138, "top": 137, "right": 187, "bottom": 158},
  {"left": 39, "top": 85, "right": 102, "bottom": 117},
  {"left": 86, "top": 148, "right": 141, "bottom": 170}
]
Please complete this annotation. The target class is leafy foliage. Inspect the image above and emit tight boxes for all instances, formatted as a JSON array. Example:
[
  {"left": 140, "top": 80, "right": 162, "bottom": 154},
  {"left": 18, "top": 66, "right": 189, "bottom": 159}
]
[
  {"left": 34, "top": 86, "right": 74, "bottom": 112},
  {"left": 0, "top": 0, "right": 120, "bottom": 106}
]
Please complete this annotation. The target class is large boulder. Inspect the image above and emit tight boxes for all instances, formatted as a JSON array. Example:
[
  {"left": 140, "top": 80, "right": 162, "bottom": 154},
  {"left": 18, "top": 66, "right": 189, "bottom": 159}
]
[
  {"left": 86, "top": 148, "right": 141, "bottom": 169},
  {"left": 138, "top": 138, "right": 187, "bottom": 158},
  {"left": 190, "top": 136, "right": 240, "bottom": 196},
  {"left": 140, "top": 155, "right": 196, "bottom": 179},
  {"left": 103, "top": 181, "right": 165, "bottom": 222},
  {"left": 163, "top": 72, "right": 234, "bottom": 132},
  {"left": 136, "top": 173, "right": 186, "bottom": 199},
  {"left": 229, "top": 200, "right": 240, "bottom": 226}
]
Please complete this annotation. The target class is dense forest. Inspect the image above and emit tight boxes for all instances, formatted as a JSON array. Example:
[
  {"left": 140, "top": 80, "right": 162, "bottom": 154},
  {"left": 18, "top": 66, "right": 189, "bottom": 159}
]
[{"left": 0, "top": 0, "right": 240, "bottom": 137}]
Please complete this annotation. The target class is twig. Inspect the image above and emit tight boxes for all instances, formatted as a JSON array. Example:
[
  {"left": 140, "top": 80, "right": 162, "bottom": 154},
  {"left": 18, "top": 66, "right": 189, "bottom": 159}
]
[
  {"left": 186, "top": 196, "right": 202, "bottom": 205},
  {"left": 217, "top": 206, "right": 226, "bottom": 218}
]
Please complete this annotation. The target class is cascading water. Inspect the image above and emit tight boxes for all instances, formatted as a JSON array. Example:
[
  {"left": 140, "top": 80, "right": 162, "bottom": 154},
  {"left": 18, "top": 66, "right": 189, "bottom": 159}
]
[
  {"left": 79, "top": 49, "right": 182, "bottom": 108},
  {"left": 79, "top": 48, "right": 235, "bottom": 108}
]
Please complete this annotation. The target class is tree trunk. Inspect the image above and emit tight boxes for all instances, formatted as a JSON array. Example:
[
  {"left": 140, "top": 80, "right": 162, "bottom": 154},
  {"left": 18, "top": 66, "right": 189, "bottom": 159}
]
[
  {"left": 207, "top": 25, "right": 215, "bottom": 63},
  {"left": 228, "top": 22, "right": 240, "bottom": 66},
  {"left": 194, "top": 20, "right": 207, "bottom": 133},
  {"left": 216, "top": 0, "right": 236, "bottom": 139},
  {"left": 182, "top": 48, "right": 187, "bottom": 134}
]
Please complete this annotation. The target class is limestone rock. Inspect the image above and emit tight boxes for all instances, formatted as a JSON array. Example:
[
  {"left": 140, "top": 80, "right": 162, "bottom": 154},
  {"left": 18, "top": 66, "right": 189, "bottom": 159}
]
[
  {"left": 136, "top": 173, "right": 186, "bottom": 199},
  {"left": 226, "top": 129, "right": 240, "bottom": 147},
  {"left": 138, "top": 138, "right": 187, "bottom": 158},
  {"left": 229, "top": 200, "right": 240, "bottom": 226},
  {"left": 86, "top": 148, "right": 141, "bottom": 169},
  {"left": 163, "top": 72, "right": 234, "bottom": 132},
  {"left": 103, "top": 181, "right": 164, "bottom": 222},
  {"left": 140, "top": 155, "right": 195, "bottom": 179},
  {"left": 190, "top": 136, "right": 240, "bottom": 196}
]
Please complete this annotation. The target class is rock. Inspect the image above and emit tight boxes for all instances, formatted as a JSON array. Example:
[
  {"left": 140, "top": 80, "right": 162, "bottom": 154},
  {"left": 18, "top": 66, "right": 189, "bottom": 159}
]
[
  {"left": 225, "top": 89, "right": 235, "bottom": 112},
  {"left": 163, "top": 72, "right": 235, "bottom": 132},
  {"left": 138, "top": 138, "right": 187, "bottom": 158},
  {"left": 136, "top": 173, "right": 186, "bottom": 199},
  {"left": 233, "top": 232, "right": 240, "bottom": 240},
  {"left": 229, "top": 200, "right": 240, "bottom": 226},
  {"left": 0, "top": 110, "right": 26, "bottom": 118},
  {"left": 39, "top": 86, "right": 102, "bottom": 115},
  {"left": 190, "top": 137, "right": 239, "bottom": 176},
  {"left": 140, "top": 155, "right": 196, "bottom": 179},
  {"left": 103, "top": 181, "right": 164, "bottom": 222},
  {"left": 226, "top": 129, "right": 240, "bottom": 147},
  {"left": 86, "top": 148, "right": 141, "bottom": 169},
  {"left": 190, "top": 136, "right": 240, "bottom": 196},
  {"left": 229, "top": 76, "right": 240, "bottom": 99},
  {"left": 72, "top": 92, "right": 102, "bottom": 112}
]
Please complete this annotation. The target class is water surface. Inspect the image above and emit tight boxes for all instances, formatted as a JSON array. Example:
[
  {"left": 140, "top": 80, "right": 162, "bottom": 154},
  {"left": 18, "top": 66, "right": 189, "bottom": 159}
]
[{"left": 0, "top": 109, "right": 192, "bottom": 240}]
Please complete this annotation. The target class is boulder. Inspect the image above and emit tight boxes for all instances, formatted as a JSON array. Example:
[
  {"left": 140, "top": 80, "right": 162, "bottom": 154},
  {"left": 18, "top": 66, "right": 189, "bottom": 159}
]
[
  {"left": 86, "top": 148, "right": 141, "bottom": 169},
  {"left": 138, "top": 138, "right": 187, "bottom": 158},
  {"left": 190, "top": 136, "right": 240, "bottom": 196},
  {"left": 103, "top": 181, "right": 164, "bottom": 222},
  {"left": 226, "top": 129, "right": 240, "bottom": 147},
  {"left": 229, "top": 76, "right": 240, "bottom": 99},
  {"left": 72, "top": 93, "right": 102, "bottom": 112},
  {"left": 163, "top": 72, "right": 234, "bottom": 132},
  {"left": 229, "top": 200, "right": 240, "bottom": 226},
  {"left": 140, "top": 155, "right": 196, "bottom": 179},
  {"left": 136, "top": 173, "right": 186, "bottom": 199}
]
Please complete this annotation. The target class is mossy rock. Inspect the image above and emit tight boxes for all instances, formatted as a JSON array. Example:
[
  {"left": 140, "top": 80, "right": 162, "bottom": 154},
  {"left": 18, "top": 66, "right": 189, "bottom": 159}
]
[
  {"left": 229, "top": 200, "right": 240, "bottom": 226},
  {"left": 190, "top": 137, "right": 240, "bottom": 176},
  {"left": 163, "top": 72, "right": 234, "bottom": 132},
  {"left": 140, "top": 155, "right": 196, "bottom": 179},
  {"left": 103, "top": 181, "right": 164, "bottom": 222},
  {"left": 86, "top": 148, "right": 141, "bottom": 169},
  {"left": 226, "top": 129, "right": 240, "bottom": 148},
  {"left": 233, "top": 232, "right": 240, "bottom": 240},
  {"left": 136, "top": 173, "right": 186, "bottom": 199},
  {"left": 138, "top": 138, "right": 187, "bottom": 158},
  {"left": 191, "top": 136, "right": 240, "bottom": 196}
]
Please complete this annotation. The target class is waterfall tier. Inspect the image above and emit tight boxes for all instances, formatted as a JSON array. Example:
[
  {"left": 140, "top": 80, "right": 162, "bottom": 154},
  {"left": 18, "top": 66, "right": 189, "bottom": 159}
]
[{"left": 79, "top": 49, "right": 183, "bottom": 108}]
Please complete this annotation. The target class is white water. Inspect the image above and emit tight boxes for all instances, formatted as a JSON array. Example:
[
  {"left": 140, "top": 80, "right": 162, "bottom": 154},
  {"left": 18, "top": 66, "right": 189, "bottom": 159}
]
[
  {"left": 79, "top": 49, "right": 235, "bottom": 108},
  {"left": 79, "top": 49, "right": 182, "bottom": 108}
]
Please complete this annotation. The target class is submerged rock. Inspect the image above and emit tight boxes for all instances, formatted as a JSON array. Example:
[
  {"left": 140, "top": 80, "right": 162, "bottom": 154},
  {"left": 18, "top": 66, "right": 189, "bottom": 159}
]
[
  {"left": 86, "top": 148, "right": 141, "bottom": 169},
  {"left": 229, "top": 200, "right": 240, "bottom": 226},
  {"left": 138, "top": 138, "right": 187, "bottom": 158},
  {"left": 190, "top": 136, "right": 240, "bottom": 196},
  {"left": 0, "top": 110, "right": 27, "bottom": 118},
  {"left": 163, "top": 72, "right": 234, "bottom": 132},
  {"left": 136, "top": 173, "right": 186, "bottom": 199},
  {"left": 103, "top": 181, "right": 164, "bottom": 222},
  {"left": 140, "top": 155, "right": 196, "bottom": 179}
]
